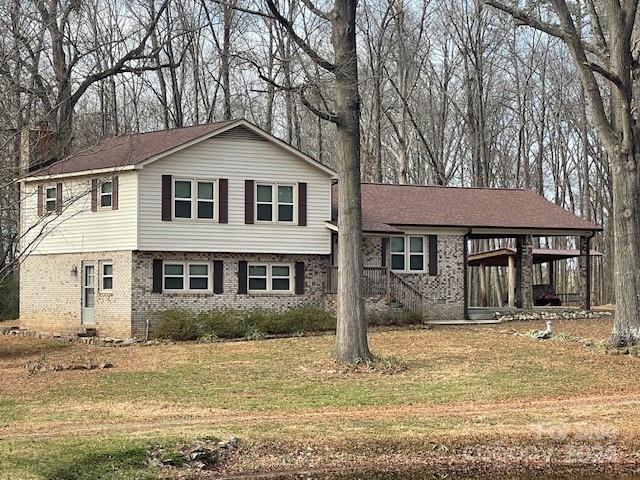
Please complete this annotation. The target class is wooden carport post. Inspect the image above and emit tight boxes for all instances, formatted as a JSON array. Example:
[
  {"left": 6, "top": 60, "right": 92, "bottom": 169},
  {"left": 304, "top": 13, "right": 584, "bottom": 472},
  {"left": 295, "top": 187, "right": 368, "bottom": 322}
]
[
  {"left": 578, "top": 235, "right": 592, "bottom": 310},
  {"left": 507, "top": 254, "right": 515, "bottom": 307}
]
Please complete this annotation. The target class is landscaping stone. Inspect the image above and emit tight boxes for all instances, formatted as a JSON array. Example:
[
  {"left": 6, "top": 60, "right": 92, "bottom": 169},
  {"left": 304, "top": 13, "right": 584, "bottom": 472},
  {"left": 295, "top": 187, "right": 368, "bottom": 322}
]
[
  {"left": 496, "top": 310, "right": 611, "bottom": 323},
  {"left": 147, "top": 437, "right": 239, "bottom": 471}
]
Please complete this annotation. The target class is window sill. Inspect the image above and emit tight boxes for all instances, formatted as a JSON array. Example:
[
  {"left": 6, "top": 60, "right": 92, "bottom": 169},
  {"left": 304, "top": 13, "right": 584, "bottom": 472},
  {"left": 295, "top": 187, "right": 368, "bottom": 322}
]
[
  {"left": 247, "top": 291, "right": 295, "bottom": 296},
  {"left": 391, "top": 270, "right": 426, "bottom": 275},
  {"left": 161, "top": 290, "right": 214, "bottom": 296}
]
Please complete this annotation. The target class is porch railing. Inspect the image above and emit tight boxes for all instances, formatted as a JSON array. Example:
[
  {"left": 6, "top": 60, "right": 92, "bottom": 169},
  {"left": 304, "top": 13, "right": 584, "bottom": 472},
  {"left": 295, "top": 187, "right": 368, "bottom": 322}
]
[
  {"left": 326, "top": 266, "right": 424, "bottom": 316},
  {"left": 326, "top": 266, "right": 386, "bottom": 295}
]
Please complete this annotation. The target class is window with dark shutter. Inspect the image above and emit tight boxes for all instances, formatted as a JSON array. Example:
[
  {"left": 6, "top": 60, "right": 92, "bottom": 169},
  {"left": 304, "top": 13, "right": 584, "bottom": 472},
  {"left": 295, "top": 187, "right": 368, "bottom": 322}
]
[
  {"left": 428, "top": 235, "right": 438, "bottom": 276},
  {"left": 238, "top": 260, "right": 248, "bottom": 293},
  {"left": 213, "top": 260, "right": 224, "bottom": 293},
  {"left": 295, "top": 262, "right": 305, "bottom": 294},
  {"left": 298, "top": 182, "right": 307, "bottom": 226},
  {"left": 218, "top": 179, "right": 228, "bottom": 223},
  {"left": 244, "top": 180, "right": 254, "bottom": 224},
  {"left": 112, "top": 176, "right": 119, "bottom": 210},
  {"left": 152, "top": 259, "right": 163, "bottom": 293},
  {"left": 161, "top": 175, "right": 172, "bottom": 221},
  {"left": 91, "top": 179, "right": 98, "bottom": 212}
]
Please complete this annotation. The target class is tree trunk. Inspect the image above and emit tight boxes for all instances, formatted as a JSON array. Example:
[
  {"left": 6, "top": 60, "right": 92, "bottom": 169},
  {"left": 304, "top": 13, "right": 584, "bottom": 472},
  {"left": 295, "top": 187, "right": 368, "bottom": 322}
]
[
  {"left": 332, "top": 0, "right": 372, "bottom": 363},
  {"left": 609, "top": 149, "right": 640, "bottom": 345}
]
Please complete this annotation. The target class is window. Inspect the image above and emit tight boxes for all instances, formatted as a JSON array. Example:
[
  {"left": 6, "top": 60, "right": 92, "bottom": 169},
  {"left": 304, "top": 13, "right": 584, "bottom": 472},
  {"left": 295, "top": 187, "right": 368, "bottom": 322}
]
[
  {"left": 188, "top": 263, "right": 209, "bottom": 290},
  {"left": 390, "top": 236, "right": 426, "bottom": 272},
  {"left": 163, "top": 263, "right": 185, "bottom": 290},
  {"left": 100, "top": 180, "right": 112, "bottom": 208},
  {"left": 174, "top": 180, "right": 192, "bottom": 219},
  {"left": 256, "top": 183, "right": 295, "bottom": 223},
  {"left": 45, "top": 186, "right": 57, "bottom": 212},
  {"left": 163, "top": 262, "right": 210, "bottom": 291},
  {"left": 277, "top": 186, "right": 294, "bottom": 221},
  {"left": 101, "top": 262, "right": 113, "bottom": 291},
  {"left": 248, "top": 263, "right": 292, "bottom": 292},
  {"left": 173, "top": 179, "right": 215, "bottom": 220},
  {"left": 390, "top": 236, "right": 405, "bottom": 271},
  {"left": 409, "top": 237, "right": 425, "bottom": 271},
  {"left": 197, "top": 181, "right": 214, "bottom": 219},
  {"left": 256, "top": 184, "right": 273, "bottom": 221}
]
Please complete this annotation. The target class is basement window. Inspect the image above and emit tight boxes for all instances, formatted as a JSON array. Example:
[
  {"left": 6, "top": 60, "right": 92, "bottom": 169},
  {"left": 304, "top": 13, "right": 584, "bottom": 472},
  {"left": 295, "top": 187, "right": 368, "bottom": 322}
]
[
  {"left": 163, "top": 262, "right": 210, "bottom": 292},
  {"left": 101, "top": 262, "right": 113, "bottom": 291}
]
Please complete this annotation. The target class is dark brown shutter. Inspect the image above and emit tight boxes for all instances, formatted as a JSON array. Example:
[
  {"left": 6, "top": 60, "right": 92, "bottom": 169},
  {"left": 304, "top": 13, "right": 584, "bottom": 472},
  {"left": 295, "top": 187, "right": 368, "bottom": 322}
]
[
  {"left": 112, "top": 176, "right": 119, "bottom": 210},
  {"left": 161, "top": 175, "right": 172, "bottom": 221},
  {"left": 381, "top": 238, "right": 387, "bottom": 267},
  {"left": 295, "top": 261, "right": 305, "bottom": 294},
  {"left": 56, "top": 182, "right": 62, "bottom": 215},
  {"left": 238, "top": 260, "right": 248, "bottom": 294},
  {"left": 218, "top": 178, "right": 228, "bottom": 223},
  {"left": 91, "top": 179, "right": 98, "bottom": 212},
  {"left": 152, "top": 259, "right": 163, "bottom": 293},
  {"left": 244, "top": 180, "right": 254, "bottom": 224},
  {"left": 213, "top": 260, "right": 224, "bottom": 294},
  {"left": 298, "top": 182, "right": 307, "bottom": 226},
  {"left": 37, "top": 185, "right": 43, "bottom": 216},
  {"left": 428, "top": 235, "right": 438, "bottom": 276}
]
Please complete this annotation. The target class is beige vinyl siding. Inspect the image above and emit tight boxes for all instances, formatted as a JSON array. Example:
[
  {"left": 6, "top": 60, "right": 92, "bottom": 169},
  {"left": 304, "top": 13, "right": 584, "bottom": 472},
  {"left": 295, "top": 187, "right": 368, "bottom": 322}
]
[
  {"left": 137, "top": 135, "right": 332, "bottom": 254},
  {"left": 21, "top": 172, "right": 138, "bottom": 255}
]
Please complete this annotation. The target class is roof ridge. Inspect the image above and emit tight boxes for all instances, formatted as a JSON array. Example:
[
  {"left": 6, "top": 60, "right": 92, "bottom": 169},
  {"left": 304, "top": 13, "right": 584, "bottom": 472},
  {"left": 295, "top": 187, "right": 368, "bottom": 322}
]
[
  {"left": 110, "top": 119, "right": 240, "bottom": 138},
  {"left": 361, "top": 182, "right": 527, "bottom": 192}
]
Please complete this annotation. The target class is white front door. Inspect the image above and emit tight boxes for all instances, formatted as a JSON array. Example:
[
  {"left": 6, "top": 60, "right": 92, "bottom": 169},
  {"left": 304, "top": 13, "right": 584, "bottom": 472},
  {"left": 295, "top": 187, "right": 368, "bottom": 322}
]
[{"left": 82, "top": 262, "right": 95, "bottom": 325}]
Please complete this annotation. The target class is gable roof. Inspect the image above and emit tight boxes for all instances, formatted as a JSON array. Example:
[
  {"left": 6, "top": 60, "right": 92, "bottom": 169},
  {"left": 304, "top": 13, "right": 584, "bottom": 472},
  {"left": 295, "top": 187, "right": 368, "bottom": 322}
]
[
  {"left": 26, "top": 119, "right": 335, "bottom": 180},
  {"left": 331, "top": 183, "right": 601, "bottom": 233}
]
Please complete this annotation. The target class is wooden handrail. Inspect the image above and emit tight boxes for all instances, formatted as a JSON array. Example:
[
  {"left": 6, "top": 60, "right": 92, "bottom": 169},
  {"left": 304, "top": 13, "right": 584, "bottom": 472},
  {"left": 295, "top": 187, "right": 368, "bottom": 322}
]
[
  {"left": 326, "top": 266, "right": 424, "bottom": 317},
  {"left": 389, "top": 271, "right": 424, "bottom": 315}
]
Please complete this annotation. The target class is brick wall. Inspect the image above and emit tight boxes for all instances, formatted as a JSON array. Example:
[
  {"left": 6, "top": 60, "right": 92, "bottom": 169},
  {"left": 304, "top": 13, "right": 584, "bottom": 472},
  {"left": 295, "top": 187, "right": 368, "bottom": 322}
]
[
  {"left": 131, "top": 251, "right": 330, "bottom": 338},
  {"left": 19, "top": 251, "right": 133, "bottom": 338},
  {"left": 361, "top": 235, "right": 466, "bottom": 320}
]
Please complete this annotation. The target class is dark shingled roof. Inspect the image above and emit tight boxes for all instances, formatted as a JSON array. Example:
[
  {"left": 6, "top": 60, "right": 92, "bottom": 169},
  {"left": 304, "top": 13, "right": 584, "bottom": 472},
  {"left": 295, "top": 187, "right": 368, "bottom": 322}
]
[
  {"left": 28, "top": 120, "right": 236, "bottom": 177},
  {"left": 332, "top": 183, "right": 601, "bottom": 232}
]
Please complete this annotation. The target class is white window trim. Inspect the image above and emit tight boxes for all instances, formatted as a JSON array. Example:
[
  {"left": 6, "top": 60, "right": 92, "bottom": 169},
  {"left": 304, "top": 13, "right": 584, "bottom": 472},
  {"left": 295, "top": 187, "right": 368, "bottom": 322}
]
[
  {"left": 187, "top": 262, "right": 211, "bottom": 291},
  {"left": 390, "top": 235, "right": 427, "bottom": 273},
  {"left": 100, "top": 261, "right": 113, "bottom": 292},
  {"left": 45, "top": 185, "right": 57, "bottom": 213},
  {"left": 255, "top": 182, "right": 297, "bottom": 224},
  {"left": 99, "top": 179, "right": 113, "bottom": 209},
  {"left": 247, "top": 262, "right": 294, "bottom": 293},
  {"left": 163, "top": 261, "right": 212, "bottom": 293},
  {"left": 172, "top": 178, "right": 217, "bottom": 221}
]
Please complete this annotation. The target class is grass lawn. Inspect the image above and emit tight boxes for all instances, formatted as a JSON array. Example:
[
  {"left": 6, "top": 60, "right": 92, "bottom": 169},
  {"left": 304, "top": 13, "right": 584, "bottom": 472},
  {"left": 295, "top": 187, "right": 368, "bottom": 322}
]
[{"left": 1, "top": 317, "right": 639, "bottom": 479}]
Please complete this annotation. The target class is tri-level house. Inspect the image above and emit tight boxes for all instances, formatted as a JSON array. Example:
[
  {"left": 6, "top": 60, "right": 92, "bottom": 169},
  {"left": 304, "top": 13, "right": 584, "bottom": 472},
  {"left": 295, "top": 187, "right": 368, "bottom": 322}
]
[{"left": 19, "top": 119, "right": 601, "bottom": 338}]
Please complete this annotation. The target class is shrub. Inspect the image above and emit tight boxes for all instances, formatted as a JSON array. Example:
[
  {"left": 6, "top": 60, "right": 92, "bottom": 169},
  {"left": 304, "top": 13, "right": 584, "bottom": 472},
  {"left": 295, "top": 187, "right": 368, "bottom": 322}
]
[
  {"left": 154, "top": 309, "right": 200, "bottom": 341},
  {"left": 153, "top": 305, "right": 336, "bottom": 341},
  {"left": 198, "top": 310, "right": 248, "bottom": 338},
  {"left": 0, "top": 275, "right": 19, "bottom": 321},
  {"left": 366, "top": 310, "right": 422, "bottom": 327}
]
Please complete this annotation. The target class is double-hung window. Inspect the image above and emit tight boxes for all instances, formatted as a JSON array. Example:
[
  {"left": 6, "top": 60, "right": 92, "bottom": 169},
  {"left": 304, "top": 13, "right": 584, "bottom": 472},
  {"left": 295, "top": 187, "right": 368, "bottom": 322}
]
[
  {"left": 101, "top": 262, "right": 113, "bottom": 291},
  {"left": 256, "top": 183, "right": 295, "bottom": 222},
  {"left": 248, "top": 263, "right": 292, "bottom": 292},
  {"left": 45, "top": 185, "right": 57, "bottom": 212},
  {"left": 163, "top": 262, "right": 210, "bottom": 292},
  {"left": 173, "top": 179, "right": 215, "bottom": 220},
  {"left": 390, "top": 236, "right": 426, "bottom": 272},
  {"left": 100, "top": 180, "right": 112, "bottom": 208}
]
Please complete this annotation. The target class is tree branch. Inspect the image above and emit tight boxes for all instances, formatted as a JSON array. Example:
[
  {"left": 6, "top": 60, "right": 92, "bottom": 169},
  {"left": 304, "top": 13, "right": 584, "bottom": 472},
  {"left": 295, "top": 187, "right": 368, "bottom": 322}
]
[{"left": 264, "top": 0, "right": 336, "bottom": 72}]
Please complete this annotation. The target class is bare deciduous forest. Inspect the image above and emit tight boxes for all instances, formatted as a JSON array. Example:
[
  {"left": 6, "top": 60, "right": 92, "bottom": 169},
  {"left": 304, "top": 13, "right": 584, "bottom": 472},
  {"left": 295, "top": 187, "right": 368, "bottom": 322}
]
[{"left": 0, "top": 0, "right": 624, "bottom": 333}]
